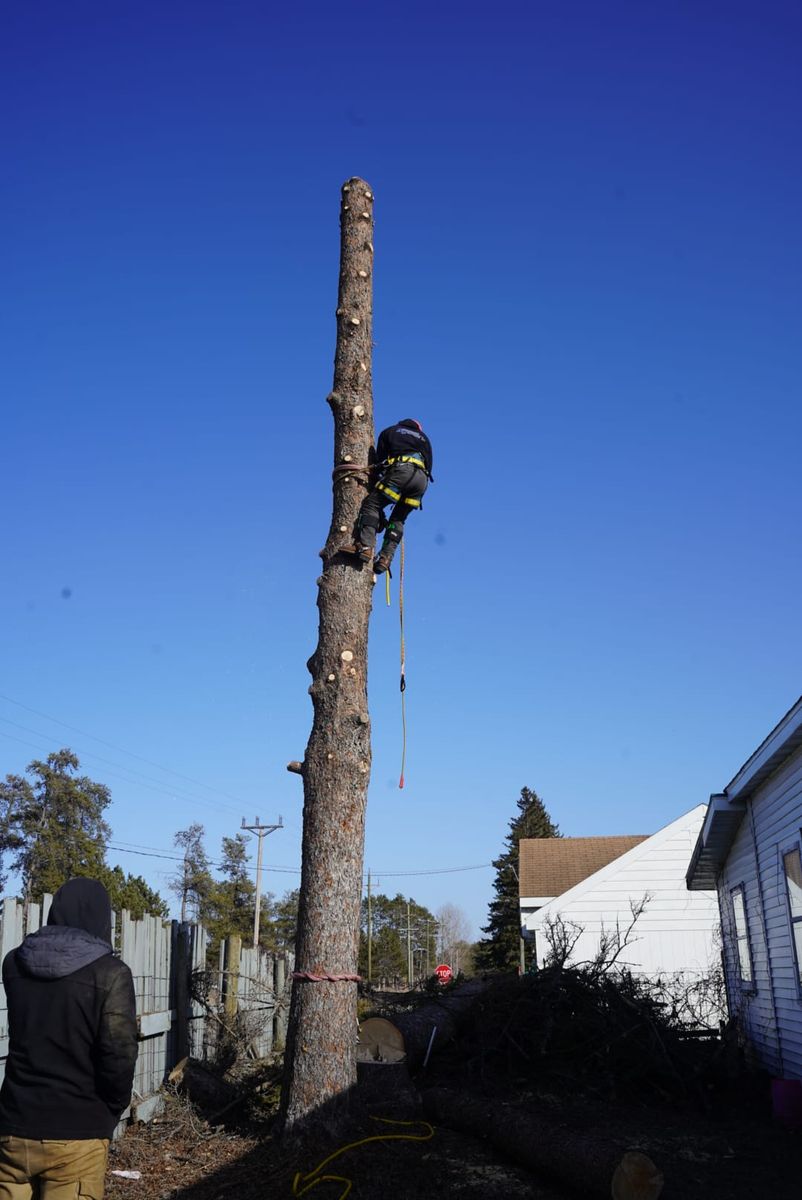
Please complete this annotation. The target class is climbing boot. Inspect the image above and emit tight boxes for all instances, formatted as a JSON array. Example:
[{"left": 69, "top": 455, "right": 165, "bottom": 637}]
[
  {"left": 373, "top": 521, "right": 402, "bottom": 575},
  {"left": 340, "top": 542, "right": 373, "bottom": 564}
]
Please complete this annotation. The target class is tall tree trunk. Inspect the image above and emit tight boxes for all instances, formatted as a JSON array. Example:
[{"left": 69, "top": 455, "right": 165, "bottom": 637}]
[{"left": 279, "top": 177, "right": 376, "bottom": 1135}]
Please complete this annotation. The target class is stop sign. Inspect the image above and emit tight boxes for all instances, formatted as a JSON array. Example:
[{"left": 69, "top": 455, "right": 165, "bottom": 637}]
[{"left": 434, "top": 963, "right": 453, "bottom": 984}]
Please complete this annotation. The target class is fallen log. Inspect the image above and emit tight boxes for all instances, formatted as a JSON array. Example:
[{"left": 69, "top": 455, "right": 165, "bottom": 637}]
[
  {"left": 422, "top": 1087, "right": 664, "bottom": 1200},
  {"left": 363, "top": 980, "right": 488, "bottom": 1070},
  {"left": 167, "top": 1056, "right": 239, "bottom": 1113}
]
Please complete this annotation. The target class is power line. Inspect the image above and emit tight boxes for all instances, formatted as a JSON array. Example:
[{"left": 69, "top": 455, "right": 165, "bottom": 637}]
[
  {"left": 0, "top": 692, "right": 250, "bottom": 809},
  {"left": 106, "top": 842, "right": 492, "bottom": 880},
  {"left": 367, "top": 863, "right": 493, "bottom": 877},
  {"left": 0, "top": 709, "right": 496, "bottom": 884},
  {"left": 0, "top": 718, "right": 244, "bottom": 818},
  {"left": 107, "top": 843, "right": 300, "bottom": 875}
]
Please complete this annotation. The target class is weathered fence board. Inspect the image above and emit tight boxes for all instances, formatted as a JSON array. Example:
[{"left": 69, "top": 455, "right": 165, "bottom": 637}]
[{"left": 0, "top": 895, "right": 292, "bottom": 1127}]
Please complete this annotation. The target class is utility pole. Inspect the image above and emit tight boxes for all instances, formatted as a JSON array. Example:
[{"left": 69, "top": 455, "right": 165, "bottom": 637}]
[
  {"left": 508, "top": 859, "right": 526, "bottom": 974},
  {"left": 406, "top": 900, "right": 413, "bottom": 987},
  {"left": 241, "top": 816, "right": 283, "bottom": 947}
]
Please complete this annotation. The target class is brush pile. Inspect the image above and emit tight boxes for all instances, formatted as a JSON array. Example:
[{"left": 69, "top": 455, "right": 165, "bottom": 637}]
[{"left": 445, "top": 967, "right": 730, "bottom": 1105}]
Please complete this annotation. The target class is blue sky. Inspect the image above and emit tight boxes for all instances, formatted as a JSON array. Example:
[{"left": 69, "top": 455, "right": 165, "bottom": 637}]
[{"left": 2, "top": 1, "right": 801, "bottom": 939}]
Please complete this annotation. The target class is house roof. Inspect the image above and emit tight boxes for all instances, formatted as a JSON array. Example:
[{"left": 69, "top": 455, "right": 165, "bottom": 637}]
[
  {"left": 525, "top": 811, "right": 715, "bottom": 921},
  {"left": 686, "top": 695, "right": 802, "bottom": 890},
  {"left": 519, "top": 835, "right": 649, "bottom": 900}
]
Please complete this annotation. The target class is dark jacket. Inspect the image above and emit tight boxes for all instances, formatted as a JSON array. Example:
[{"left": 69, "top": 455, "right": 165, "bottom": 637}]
[
  {"left": 0, "top": 878, "right": 138, "bottom": 1139},
  {"left": 376, "top": 419, "right": 434, "bottom": 479}
]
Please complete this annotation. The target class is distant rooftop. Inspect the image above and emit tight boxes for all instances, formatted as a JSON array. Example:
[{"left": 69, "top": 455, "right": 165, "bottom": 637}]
[{"left": 519, "top": 835, "right": 649, "bottom": 898}]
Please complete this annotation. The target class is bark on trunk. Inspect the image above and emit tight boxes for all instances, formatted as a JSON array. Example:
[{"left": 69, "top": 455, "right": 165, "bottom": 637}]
[
  {"left": 278, "top": 178, "right": 376, "bottom": 1136},
  {"left": 422, "top": 1089, "right": 664, "bottom": 1200}
]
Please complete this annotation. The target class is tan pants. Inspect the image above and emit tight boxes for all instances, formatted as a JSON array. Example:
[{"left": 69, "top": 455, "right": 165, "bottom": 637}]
[{"left": 0, "top": 1138, "right": 109, "bottom": 1200}]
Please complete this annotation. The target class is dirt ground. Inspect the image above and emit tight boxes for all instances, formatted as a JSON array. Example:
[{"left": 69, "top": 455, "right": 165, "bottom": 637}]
[
  {"left": 105, "top": 1074, "right": 802, "bottom": 1200},
  {"left": 106, "top": 975, "right": 802, "bottom": 1200},
  {"left": 107, "top": 1101, "right": 562, "bottom": 1200}
]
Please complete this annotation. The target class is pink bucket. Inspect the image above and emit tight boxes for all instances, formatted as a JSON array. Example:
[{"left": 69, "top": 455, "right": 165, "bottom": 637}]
[{"left": 771, "top": 1078, "right": 802, "bottom": 1130}]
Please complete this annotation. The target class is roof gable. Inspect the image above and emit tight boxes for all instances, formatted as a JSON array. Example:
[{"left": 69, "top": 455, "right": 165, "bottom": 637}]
[
  {"left": 526, "top": 806, "right": 710, "bottom": 913},
  {"left": 519, "top": 834, "right": 648, "bottom": 899},
  {"left": 725, "top": 694, "right": 802, "bottom": 803},
  {"left": 686, "top": 695, "right": 802, "bottom": 890}
]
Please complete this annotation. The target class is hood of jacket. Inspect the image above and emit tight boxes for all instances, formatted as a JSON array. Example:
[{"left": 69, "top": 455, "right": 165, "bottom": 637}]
[
  {"left": 48, "top": 878, "right": 113, "bottom": 943},
  {"left": 15, "top": 925, "right": 114, "bottom": 979},
  {"left": 16, "top": 877, "right": 114, "bottom": 979}
]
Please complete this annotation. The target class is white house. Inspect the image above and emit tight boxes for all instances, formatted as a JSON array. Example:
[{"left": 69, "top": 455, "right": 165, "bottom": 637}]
[
  {"left": 686, "top": 696, "right": 802, "bottom": 1080},
  {"left": 521, "top": 806, "right": 719, "bottom": 977}
]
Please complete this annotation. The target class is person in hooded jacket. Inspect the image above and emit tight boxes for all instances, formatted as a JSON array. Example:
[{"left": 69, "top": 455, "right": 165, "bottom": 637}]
[
  {"left": 0, "top": 877, "right": 138, "bottom": 1200},
  {"left": 349, "top": 418, "right": 433, "bottom": 574}
]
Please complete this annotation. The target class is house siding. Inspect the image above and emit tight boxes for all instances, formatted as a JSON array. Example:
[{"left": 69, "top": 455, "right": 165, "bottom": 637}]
[
  {"left": 720, "top": 749, "right": 802, "bottom": 1078},
  {"left": 526, "top": 807, "right": 719, "bottom": 979}
]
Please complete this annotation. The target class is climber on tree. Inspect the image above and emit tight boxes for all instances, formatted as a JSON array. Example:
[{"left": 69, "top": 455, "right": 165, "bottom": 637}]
[{"left": 347, "top": 418, "right": 433, "bottom": 574}]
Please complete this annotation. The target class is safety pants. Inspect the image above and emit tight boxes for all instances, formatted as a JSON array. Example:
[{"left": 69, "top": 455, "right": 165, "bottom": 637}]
[{"left": 356, "top": 463, "right": 428, "bottom": 564}]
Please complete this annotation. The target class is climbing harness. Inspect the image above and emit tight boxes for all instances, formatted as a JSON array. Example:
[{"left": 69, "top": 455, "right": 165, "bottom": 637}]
[
  {"left": 385, "top": 454, "right": 425, "bottom": 468},
  {"left": 291, "top": 1117, "right": 435, "bottom": 1199},
  {"left": 375, "top": 456, "right": 426, "bottom": 506}
]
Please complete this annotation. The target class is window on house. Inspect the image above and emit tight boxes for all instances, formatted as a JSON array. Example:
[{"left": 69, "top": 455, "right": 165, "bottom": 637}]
[
  {"left": 731, "top": 885, "right": 753, "bottom": 986},
  {"left": 782, "top": 848, "right": 802, "bottom": 985}
]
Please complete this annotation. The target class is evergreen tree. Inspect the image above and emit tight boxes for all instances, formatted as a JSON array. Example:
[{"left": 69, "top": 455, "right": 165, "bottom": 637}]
[
  {"left": 100, "top": 865, "right": 169, "bottom": 919},
  {"left": 205, "top": 833, "right": 256, "bottom": 950},
  {"left": 0, "top": 749, "right": 169, "bottom": 917},
  {"left": 0, "top": 749, "right": 111, "bottom": 899},
  {"left": 171, "top": 823, "right": 213, "bottom": 921},
  {"left": 256, "top": 888, "right": 300, "bottom": 954},
  {"left": 358, "top": 892, "right": 437, "bottom": 983},
  {"left": 474, "top": 787, "right": 560, "bottom": 973}
]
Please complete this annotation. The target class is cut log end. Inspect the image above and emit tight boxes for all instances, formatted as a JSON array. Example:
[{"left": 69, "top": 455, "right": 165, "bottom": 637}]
[
  {"left": 611, "top": 1151, "right": 664, "bottom": 1200},
  {"left": 358, "top": 1017, "right": 406, "bottom": 1063},
  {"left": 286, "top": 761, "right": 304, "bottom": 775}
]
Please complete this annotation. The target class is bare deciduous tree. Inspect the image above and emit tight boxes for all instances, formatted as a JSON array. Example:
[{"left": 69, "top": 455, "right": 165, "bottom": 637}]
[
  {"left": 436, "top": 903, "right": 472, "bottom": 968},
  {"left": 541, "top": 913, "right": 585, "bottom": 969},
  {"left": 541, "top": 894, "right": 651, "bottom": 975}
]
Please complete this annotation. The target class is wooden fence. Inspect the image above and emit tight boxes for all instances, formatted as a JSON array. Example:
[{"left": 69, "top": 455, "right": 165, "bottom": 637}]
[{"left": 0, "top": 896, "right": 292, "bottom": 1127}]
